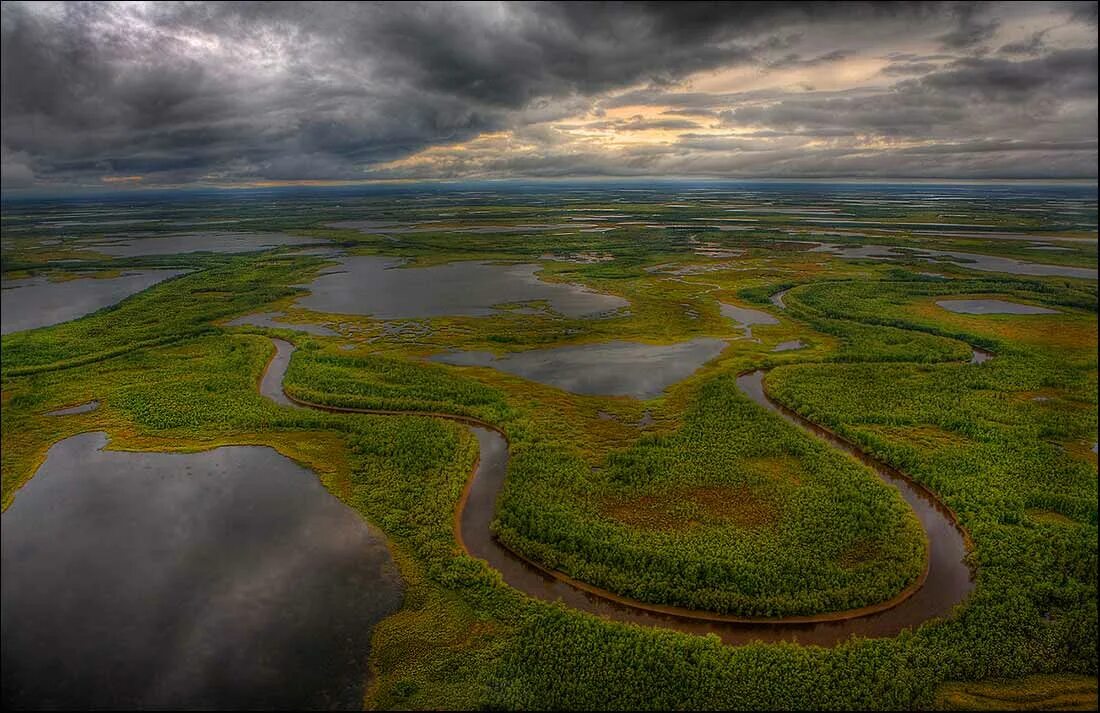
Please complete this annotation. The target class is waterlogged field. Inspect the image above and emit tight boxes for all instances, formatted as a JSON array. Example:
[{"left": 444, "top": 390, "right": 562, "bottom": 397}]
[{"left": 1, "top": 183, "right": 1096, "bottom": 710}]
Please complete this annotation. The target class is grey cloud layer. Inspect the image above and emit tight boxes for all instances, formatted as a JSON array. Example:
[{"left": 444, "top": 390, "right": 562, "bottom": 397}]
[{"left": 1, "top": 1, "right": 1096, "bottom": 188}]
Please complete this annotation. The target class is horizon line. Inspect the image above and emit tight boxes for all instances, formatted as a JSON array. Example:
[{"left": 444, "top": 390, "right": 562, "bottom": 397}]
[{"left": 4, "top": 175, "right": 1099, "bottom": 201}]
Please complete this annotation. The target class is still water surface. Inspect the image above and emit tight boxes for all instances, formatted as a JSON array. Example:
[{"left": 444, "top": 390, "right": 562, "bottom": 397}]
[
  {"left": 431, "top": 338, "right": 727, "bottom": 399},
  {"left": 297, "top": 257, "right": 628, "bottom": 319},
  {"left": 1, "top": 432, "right": 402, "bottom": 710}
]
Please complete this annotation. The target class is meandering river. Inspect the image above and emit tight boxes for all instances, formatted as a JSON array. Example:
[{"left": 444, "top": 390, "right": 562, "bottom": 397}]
[{"left": 264, "top": 337, "right": 976, "bottom": 646}]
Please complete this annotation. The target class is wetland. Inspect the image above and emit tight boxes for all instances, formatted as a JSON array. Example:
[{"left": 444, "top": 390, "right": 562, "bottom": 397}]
[{"left": 1, "top": 181, "right": 1096, "bottom": 711}]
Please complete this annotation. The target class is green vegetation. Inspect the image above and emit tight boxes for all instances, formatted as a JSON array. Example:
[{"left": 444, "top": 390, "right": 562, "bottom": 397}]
[
  {"left": 2, "top": 187, "right": 1096, "bottom": 709},
  {"left": 284, "top": 344, "right": 513, "bottom": 422},
  {"left": 494, "top": 370, "right": 925, "bottom": 617},
  {"left": 1, "top": 255, "right": 323, "bottom": 375}
]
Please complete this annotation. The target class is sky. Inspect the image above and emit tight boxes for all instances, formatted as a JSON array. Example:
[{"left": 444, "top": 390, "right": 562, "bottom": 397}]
[{"left": 1, "top": 1, "right": 1097, "bottom": 193}]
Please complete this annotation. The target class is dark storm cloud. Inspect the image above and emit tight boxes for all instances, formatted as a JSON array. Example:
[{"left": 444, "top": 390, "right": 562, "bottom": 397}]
[
  {"left": 998, "top": 30, "right": 1051, "bottom": 55},
  {"left": 716, "top": 49, "right": 1098, "bottom": 141},
  {"left": 1067, "top": 1, "right": 1098, "bottom": 25},
  {"left": 766, "top": 49, "right": 858, "bottom": 69},
  {"left": 919, "top": 48, "right": 1098, "bottom": 100},
  {"left": 936, "top": 3, "right": 1000, "bottom": 49},
  {"left": 1, "top": 1, "right": 1096, "bottom": 188}
]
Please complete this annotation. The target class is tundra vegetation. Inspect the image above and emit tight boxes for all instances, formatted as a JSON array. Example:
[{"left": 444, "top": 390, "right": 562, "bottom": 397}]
[{"left": 1, "top": 184, "right": 1096, "bottom": 709}]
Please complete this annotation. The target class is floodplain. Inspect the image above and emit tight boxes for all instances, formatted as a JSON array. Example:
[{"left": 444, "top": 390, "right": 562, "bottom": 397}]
[{"left": 1, "top": 182, "right": 1096, "bottom": 710}]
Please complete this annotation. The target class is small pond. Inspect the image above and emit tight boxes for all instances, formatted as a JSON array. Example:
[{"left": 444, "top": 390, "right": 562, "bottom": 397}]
[
  {"left": 45, "top": 400, "right": 100, "bottom": 416},
  {"left": 721, "top": 303, "right": 778, "bottom": 339},
  {"left": 431, "top": 338, "right": 727, "bottom": 399},
  {"left": 720, "top": 303, "right": 779, "bottom": 327}
]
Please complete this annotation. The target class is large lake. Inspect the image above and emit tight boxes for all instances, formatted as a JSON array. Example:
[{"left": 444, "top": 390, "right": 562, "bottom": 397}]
[
  {"left": 1, "top": 432, "right": 402, "bottom": 710},
  {"left": 1, "top": 270, "right": 188, "bottom": 335},
  {"left": 431, "top": 338, "right": 727, "bottom": 398},
  {"left": 296, "top": 256, "right": 629, "bottom": 319}
]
